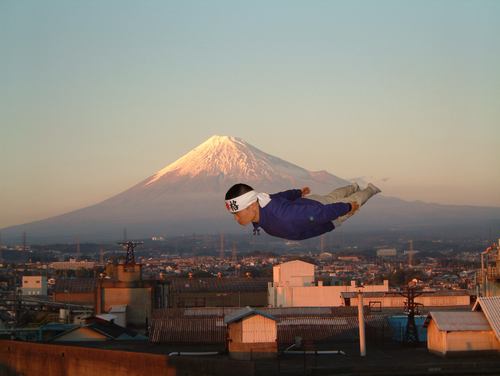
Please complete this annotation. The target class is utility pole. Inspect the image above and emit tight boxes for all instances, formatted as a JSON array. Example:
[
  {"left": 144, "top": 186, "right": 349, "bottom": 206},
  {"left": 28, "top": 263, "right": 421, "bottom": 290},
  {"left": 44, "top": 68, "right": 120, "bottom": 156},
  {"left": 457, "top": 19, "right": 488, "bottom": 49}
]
[
  {"left": 401, "top": 285, "right": 423, "bottom": 344},
  {"left": 358, "top": 290, "right": 366, "bottom": 356},
  {"left": 118, "top": 241, "right": 143, "bottom": 265}
]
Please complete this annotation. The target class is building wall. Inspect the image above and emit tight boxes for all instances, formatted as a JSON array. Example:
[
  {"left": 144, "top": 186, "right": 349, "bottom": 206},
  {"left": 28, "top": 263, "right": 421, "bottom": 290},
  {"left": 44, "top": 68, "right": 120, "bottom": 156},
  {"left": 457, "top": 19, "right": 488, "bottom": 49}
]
[
  {"left": 270, "top": 260, "right": 389, "bottom": 308},
  {"left": 269, "top": 282, "right": 389, "bottom": 307},
  {"left": 228, "top": 316, "right": 277, "bottom": 360},
  {"left": 426, "top": 320, "right": 447, "bottom": 354},
  {"left": 446, "top": 330, "right": 499, "bottom": 353},
  {"left": 116, "top": 264, "right": 141, "bottom": 282},
  {"left": 102, "top": 287, "right": 152, "bottom": 327},
  {"left": 349, "top": 294, "right": 470, "bottom": 308},
  {"left": 0, "top": 340, "right": 174, "bottom": 376},
  {"left": 228, "top": 321, "right": 243, "bottom": 343},
  {"left": 228, "top": 342, "right": 277, "bottom": 360},
  {"left": 242, "top": 315, "right": 277, "bottom": 343},
  {"left": 54, "top": 291, "right": 95, "bottom": 305},
  {"left": 273, "top": 261, "right": 315, "bottom": 287},
  {"left": 170, "top": 291, "right": 267, "bottom": 308},
  {"left": 49, "top": 261, "right": 95, "bottom": 270},
  {"left": 22, "top": 276, "right": 47, "bottom": 296}
]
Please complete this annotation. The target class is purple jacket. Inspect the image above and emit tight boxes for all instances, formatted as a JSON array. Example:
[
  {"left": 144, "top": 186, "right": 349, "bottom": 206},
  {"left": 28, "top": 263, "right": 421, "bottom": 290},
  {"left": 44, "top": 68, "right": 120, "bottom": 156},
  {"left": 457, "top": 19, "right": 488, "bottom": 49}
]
[{"left": 252, "top": 189, "right": 352, "bottom": 240}]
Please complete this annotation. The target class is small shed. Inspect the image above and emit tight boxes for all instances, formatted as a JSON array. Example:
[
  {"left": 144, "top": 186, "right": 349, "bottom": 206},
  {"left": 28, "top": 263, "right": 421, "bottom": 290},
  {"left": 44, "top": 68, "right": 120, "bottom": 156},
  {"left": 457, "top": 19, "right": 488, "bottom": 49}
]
[
  {"left": 424, "top": 311, "right": 499, "bottom": 356},
  {"left": 224, "top": 307, "right": 278, "bottom": 360},
  {"left": 472, "top": 296, "right": 500, "bottom": 341}
]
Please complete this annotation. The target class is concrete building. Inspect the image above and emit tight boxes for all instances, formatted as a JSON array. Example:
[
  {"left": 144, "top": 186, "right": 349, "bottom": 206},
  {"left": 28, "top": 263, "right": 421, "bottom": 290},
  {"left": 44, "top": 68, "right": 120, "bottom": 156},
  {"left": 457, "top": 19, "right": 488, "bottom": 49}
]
[
  {"left": 424, "top": 311, "right": 499, "bottom": 356},
  {"left": 225, "top": 307, "right": 278, "bottom": 360},
  {"left": 268, "top": 260, "right": 389, "bottom": 307},
  {"left": 49, "top": 259, "right": 96, "bottom": 270},
  {"left": 166, "top": 277, "right": 268, "bottom": 308},
  {"left": 109, "top": 305, "right": 127, "bottom": 328},
  {"left": 377, "top": 248, "right": 397, "bottom": 257},
  {"left": 341, "top": 290, "right": 471, "bottom": 309},
  {"left": 480, "top": 239, "right": 500, "bottom": 297},
  {"left": 53, "top": 278, "right": 96, "bottom": 306},
  {"left": 95, "top": 263, "right": 168, "bottom": 328},
  {"left": 21, "top": 276, "right": 47, "bottom": 296}
]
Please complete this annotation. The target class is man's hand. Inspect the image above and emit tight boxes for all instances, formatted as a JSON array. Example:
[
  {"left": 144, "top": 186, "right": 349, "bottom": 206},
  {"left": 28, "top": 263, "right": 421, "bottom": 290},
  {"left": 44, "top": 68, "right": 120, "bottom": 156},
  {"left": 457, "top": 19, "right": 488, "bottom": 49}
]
[
  {"left": 301, "top": 187, "right": 311, "bottom": 197},
  {"left": 349, "top": 201, "right": 360, "bottom": 214}
]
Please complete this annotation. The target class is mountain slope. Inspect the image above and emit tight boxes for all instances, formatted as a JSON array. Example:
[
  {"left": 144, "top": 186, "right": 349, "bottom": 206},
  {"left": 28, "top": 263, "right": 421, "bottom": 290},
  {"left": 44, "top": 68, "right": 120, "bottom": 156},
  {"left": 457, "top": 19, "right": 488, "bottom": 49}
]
[{"left": 1, "top": 135, "right": 499, "bottom": 242}]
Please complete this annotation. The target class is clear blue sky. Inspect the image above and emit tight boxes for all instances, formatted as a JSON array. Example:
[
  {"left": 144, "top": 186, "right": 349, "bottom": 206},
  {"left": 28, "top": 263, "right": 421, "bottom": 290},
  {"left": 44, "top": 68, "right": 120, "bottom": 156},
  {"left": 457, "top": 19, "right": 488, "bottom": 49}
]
[{"left": 1, "top": 0, "right": 499, "bottom": 228}]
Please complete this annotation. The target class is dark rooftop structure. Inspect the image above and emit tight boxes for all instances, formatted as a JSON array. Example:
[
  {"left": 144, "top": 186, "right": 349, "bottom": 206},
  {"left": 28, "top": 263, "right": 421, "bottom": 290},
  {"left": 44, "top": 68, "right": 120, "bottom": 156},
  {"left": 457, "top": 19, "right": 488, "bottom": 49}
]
[
  {"left": 166, "top": 277, "right": 269, "bottom": 308},
  {"left": 53, "top": 278, "right": 96, "bottom": 293}
]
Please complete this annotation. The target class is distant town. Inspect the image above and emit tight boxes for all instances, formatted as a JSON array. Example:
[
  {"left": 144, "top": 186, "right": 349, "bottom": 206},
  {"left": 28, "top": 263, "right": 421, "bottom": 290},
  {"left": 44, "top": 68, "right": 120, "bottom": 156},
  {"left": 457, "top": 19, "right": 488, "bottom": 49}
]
[
  {"left": 1, "top": 231, "right": 499, "bottom": 375},
  {"left": 0, "top": 231, "right": 490, "bottom": 293}
]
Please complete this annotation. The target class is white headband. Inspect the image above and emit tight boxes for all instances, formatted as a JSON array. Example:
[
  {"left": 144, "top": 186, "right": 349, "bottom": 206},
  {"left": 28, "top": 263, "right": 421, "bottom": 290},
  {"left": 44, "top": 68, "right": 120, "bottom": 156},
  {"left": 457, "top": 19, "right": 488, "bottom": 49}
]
[{"left": 225, "top": 190, "right": 271, "bottom": 213}]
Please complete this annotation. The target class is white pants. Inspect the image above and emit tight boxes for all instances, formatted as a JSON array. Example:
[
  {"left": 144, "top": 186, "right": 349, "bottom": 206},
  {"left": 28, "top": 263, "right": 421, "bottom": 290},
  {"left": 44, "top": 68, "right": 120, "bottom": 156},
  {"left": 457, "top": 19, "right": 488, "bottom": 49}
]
[{"left": 307, "top": 183, "right": 379, "bottom": 226}]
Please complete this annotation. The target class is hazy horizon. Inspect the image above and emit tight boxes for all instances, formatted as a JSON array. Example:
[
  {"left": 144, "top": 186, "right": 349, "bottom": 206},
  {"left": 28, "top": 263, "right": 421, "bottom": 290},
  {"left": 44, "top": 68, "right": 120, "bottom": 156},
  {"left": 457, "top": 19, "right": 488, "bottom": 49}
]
[{"left": 1, "top": 1, "right": 499, "bottom": 229}]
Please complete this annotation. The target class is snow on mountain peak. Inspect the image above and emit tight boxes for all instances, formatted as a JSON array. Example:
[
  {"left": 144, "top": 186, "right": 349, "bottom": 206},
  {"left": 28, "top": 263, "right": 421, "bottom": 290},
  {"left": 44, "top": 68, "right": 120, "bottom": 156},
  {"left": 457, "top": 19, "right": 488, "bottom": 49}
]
[{"left": 144, "top": 135, "right": 308, "bottom": 186}]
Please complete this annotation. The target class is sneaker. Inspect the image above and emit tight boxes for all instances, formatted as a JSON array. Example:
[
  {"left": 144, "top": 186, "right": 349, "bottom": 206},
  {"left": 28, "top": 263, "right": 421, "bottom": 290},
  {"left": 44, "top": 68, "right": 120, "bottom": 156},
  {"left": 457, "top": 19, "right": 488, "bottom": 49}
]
[{"left": 367, "top": 183, "right": 381, "bottom": 194}]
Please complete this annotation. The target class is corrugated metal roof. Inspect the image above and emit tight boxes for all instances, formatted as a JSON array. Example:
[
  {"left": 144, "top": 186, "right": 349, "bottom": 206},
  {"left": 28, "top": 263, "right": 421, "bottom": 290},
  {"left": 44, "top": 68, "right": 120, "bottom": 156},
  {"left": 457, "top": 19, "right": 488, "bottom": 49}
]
[
  {"left": 152, "top": 306, "right": 359, "bottom": 319},
  {"left": 472, "top": 296, "right": 500, "bottom": 341},
  {"left": 168, "top": 277, "right": 269, "bottom": 293},
  {"left": 424, "top": 311, "right": 491, "bottom": 331},
  {"left": 224, "top": 306, "right": 277, "bottom": 324},
  {"left": 54, "top": 278, "right": 96, "bottom": 293}
]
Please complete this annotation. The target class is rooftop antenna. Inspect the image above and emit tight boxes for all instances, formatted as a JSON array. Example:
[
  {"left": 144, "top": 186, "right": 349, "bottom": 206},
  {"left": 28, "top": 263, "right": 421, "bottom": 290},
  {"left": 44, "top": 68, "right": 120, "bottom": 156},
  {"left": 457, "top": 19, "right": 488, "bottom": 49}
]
[
  {"left": 118, "top": 241, "right": 143, "bottom": 265},
  {"left": 408, "top": 240, "right": 414, "bottom": 268}
]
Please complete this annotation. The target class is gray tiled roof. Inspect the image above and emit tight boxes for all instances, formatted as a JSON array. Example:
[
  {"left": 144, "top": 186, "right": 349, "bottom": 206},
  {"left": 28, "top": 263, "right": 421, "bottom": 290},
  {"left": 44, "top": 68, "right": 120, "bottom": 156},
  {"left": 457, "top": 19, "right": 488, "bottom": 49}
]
[
  {"left": 472, "top": 296, "right": 500, "bottom": 341},
  {"left": 223, "top": 306, "right": 277, "bottom": 324},
  {"left": 424, "top": 311, "right": 491, "bottom": 331}
]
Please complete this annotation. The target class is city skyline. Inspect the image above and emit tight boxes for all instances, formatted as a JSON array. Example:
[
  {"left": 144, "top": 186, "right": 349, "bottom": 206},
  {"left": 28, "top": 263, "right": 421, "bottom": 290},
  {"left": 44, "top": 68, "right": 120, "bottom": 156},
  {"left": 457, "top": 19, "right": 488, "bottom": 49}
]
[{"left": 1, "top": 1, "right": 500, "bottom": 229}]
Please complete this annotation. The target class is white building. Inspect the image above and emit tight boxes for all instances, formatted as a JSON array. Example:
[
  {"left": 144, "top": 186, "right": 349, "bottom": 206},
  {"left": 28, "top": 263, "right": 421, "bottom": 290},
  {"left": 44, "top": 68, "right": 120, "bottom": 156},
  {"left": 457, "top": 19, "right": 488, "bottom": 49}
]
[
  {"left": 21, "top": 276, "right": 47, "bottom": 296},
  {"left": 49, "top": 259, "right": 95, "bottom": 270},
  {"left": 376, "top": 248, "right": 397, "bottom": 257},
  {"left": 268, "top": 260, "right": 389, "bottom": 307}
]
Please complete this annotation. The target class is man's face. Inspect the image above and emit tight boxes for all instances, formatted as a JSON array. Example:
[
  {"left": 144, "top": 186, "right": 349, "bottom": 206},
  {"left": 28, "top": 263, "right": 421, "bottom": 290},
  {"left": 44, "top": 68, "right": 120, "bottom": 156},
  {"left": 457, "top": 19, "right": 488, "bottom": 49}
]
[{"left": 233, "top": 202, "right": 257, "bottom": 226}]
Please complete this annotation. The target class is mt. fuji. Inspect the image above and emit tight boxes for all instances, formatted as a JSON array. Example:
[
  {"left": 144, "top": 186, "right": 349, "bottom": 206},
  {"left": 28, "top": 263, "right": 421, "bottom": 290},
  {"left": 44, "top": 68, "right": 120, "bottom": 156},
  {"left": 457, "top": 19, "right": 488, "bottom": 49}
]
[{"left": 2, "top": 135, "right": 499, "bottom": 242}]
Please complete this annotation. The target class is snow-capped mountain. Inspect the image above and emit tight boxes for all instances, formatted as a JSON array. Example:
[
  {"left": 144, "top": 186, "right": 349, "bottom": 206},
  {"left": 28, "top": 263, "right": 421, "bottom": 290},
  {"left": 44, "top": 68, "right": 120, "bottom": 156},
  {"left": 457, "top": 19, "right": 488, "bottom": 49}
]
[
  {"left": 141, "top": 135, "right": 347, "bottom": 191},
  {"left": 1, "top": 135, "right": 499, "bottom": 242}
]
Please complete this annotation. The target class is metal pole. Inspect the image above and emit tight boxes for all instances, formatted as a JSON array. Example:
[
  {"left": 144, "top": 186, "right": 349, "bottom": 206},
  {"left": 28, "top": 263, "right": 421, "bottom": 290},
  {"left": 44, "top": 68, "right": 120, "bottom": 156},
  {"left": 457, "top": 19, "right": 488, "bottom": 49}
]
[{"left": 358, "top": 290, "right": 366, "bottom": 357}]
